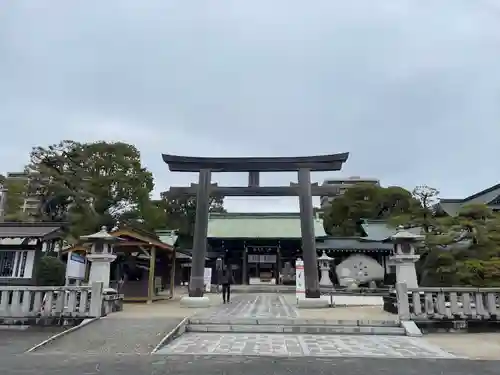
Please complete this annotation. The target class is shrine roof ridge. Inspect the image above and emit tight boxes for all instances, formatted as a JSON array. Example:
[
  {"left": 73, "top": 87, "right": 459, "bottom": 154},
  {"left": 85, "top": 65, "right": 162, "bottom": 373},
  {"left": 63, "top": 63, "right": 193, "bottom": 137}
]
[{"left": 162, "top": 153, "right": 349, "bottom": 172}]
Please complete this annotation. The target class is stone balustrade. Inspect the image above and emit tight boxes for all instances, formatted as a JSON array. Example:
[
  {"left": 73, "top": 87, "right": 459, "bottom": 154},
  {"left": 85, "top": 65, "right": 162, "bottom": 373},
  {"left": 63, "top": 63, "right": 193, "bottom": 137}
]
[
  {"left": 396, "top": 282, "right": 500, "bottom": 321},
  {"left": 0, "top": 282, "right": 124, "bottom": 323},
  {"left": 102, "top": 292, "right": 124, "bottom": 316}
]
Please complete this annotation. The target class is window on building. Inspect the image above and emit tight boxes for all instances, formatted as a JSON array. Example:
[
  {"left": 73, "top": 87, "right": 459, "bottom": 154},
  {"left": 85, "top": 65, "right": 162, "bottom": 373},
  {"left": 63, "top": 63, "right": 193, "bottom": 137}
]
[
  {"left": 0, "top": 250, "right": 29, "bottom": 278},
  {"left": 0, "top": 251, "right": 16, "bottom": 277}
]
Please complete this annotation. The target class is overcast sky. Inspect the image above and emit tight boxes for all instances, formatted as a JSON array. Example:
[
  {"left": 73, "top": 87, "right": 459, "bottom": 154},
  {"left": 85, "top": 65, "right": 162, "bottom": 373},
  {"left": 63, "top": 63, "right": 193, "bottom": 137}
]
[{"left": 1, "top": 0, "right": 500, "bottom": 212}]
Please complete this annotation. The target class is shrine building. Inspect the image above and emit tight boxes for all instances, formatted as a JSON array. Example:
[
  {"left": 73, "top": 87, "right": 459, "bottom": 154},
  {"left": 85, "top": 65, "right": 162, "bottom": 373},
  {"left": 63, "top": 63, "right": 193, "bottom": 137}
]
[{"left": 185, "top": 212, "right": 417, "bottom": 286}]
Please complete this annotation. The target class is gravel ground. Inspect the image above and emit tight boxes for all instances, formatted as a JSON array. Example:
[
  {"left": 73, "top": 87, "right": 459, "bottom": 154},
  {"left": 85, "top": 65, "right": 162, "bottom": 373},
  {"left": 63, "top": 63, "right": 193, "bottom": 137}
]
[{"left": 1, "top": 354, "right": 499, "bottom": 375}]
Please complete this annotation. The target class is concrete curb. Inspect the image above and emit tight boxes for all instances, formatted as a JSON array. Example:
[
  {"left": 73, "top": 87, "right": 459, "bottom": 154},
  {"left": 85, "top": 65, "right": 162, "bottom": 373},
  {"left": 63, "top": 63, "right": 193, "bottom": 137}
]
[
  {"left": 151, "top": 317, "right": 189, "bottom": 354},
  {"left": 25, "top": 317, "right": 101, "bottom": 353},
  {"left": 401, "top": 320, "right": 423, "bottom": 337}
]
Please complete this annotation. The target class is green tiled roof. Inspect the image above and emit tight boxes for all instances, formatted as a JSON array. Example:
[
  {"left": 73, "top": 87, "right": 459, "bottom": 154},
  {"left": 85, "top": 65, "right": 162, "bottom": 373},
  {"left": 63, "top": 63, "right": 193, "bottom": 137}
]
[
  {"left": 207, "top": 212, "right": 327, "bottom": 239},
  {"left": 155, "top": 229, "right": 179, "bottom": 247},
  {"left": 360, "top": 220, "right": 422, "bottom": 241},
  {"left": 316, "top": 237, "right": 393, "bottom": 251}
]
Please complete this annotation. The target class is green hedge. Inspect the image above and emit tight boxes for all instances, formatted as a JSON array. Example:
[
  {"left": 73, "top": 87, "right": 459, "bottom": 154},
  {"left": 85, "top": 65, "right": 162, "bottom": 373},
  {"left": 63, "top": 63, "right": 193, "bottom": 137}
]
[{"left": 35, "top": 255, "right": 66, "bottom": 286}]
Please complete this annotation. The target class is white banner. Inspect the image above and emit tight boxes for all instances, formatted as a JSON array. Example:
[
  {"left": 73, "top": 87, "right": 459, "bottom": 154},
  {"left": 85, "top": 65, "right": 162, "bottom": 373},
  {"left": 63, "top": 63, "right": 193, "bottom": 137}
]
[
  {"left": 295, "top": 259, "right": 305, "bottom": 300},
  {"left": 203, "top": 267, "right": 212, "bottom": 292}
]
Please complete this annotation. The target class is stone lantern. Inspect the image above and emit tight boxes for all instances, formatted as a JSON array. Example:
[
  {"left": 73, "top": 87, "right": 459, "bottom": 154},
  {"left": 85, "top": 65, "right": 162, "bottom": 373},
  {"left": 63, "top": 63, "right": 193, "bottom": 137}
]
[
  {"left": 80, "top": 226, "right": 122, "bottom": 293},
  {"left": 389, "top": 226, "right": 424, "bottom": 289},
  {"left": 317, "top": 250, "right": 333, "bottom": 287}
]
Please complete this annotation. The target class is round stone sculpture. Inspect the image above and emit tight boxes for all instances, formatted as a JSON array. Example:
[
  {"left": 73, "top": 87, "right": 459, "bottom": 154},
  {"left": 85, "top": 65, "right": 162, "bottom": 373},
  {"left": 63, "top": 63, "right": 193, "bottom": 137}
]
[{"left": 335, "top": 254, "right": 384, "bottom": 287}]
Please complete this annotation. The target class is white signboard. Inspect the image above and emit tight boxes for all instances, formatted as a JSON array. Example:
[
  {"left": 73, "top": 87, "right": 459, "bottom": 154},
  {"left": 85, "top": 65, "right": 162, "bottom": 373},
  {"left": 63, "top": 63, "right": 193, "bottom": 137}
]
[
  {"left": 247, "top": 254, "right": 277, "bottom": 263},
  {"left": 295, "top": 259, "right": 305, "bottom": 300},
  {"left": 66, "top": 252, "right": 86, "bottom": 280},
  {"left": 203, "top": 267, "right": 212, "bottom": 292},
  {"left": 260, "top": 254, "right": 276, "bottom": 263},
  {"left": 247, "top": 254, "right": 259, "bottom": 263}
]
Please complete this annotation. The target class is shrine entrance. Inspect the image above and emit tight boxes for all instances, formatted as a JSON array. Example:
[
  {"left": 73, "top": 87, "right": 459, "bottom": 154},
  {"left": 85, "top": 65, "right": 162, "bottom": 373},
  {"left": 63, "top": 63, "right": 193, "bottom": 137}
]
[
  {"left": 247, "top": 252, "right": 277, "bottom": 285},
  {"left": 161, "top": 153, "right": 349, "bottom": 300}
]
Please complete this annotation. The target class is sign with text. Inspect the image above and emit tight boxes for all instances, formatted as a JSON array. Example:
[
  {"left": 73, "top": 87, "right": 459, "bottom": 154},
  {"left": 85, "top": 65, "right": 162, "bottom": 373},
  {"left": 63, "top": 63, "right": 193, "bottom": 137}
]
[
  {"left": 247, "top": 254, "right": 277, "bottom": 263},
  {"left": 295, "top": 259, "right": 305, "bottom": 300},
  {"left": 203, "top": 267, "right": 212, "bottom": 292},
  {"left": 66, "top": 252, "right": 86, "bottom": 280}
]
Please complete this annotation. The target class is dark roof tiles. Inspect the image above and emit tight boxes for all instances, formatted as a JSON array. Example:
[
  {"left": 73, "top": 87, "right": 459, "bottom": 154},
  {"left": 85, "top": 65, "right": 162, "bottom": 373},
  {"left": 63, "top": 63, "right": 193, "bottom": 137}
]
[{"left": 0, "top": 222, "right": 64, "bottom": 239}]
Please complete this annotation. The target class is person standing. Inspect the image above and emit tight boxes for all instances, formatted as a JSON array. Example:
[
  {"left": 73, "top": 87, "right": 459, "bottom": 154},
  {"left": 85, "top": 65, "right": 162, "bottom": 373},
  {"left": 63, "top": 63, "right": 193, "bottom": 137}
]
[{"left": 220, "top": 265, "right": 235, "bottom": 304}]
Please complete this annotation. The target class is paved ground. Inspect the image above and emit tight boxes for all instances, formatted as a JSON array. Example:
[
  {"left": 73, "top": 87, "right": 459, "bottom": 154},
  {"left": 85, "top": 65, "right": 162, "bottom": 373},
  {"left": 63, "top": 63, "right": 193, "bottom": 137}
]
[
  {"left": 425, "top": 333, "right": 500, "bottom": 360},
  {"left": 281, "top": 293, "right": 398, "bottom": 321},
  {"left": 198, "top": 294, "right": 299, "bottom": 320},
  {"left": 33, "top": 317, "right": 183, "bottom": 355},
  {"left": 2, "top": 292, "right": 499, "bottom": 367},
  {"left": 0, "top": 327, "right": 65, "bottom": 356},
  {"left": 155, "top": 294, "right": 458, "bottom": 359},
  {"left": 1, "top": 355, "right": 499, "bottom": 375},
  {"left": 156, "top": 333, "right": 457, "bottom": 358}
]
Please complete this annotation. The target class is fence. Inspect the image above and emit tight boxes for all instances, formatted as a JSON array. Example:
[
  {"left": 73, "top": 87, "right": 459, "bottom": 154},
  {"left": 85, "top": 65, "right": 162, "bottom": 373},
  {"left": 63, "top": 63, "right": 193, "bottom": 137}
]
[
  {"left": 395, "top": 282, "right": 500, "bottom": 321},
  {"left": 320, "top": 287, "right": 391, "bottom": 297},
  {"left": 0, "top": 282, "right": 123, "bottom": 321}
]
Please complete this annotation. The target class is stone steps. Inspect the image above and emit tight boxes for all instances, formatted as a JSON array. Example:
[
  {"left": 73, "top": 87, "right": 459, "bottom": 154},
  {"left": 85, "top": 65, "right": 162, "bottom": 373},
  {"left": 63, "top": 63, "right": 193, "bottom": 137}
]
[
  {"left": 186, "top": 324, "right": 406, "bottom": 335},
  {"left": 187, "top": 318, "right": 406, "bottom": 336}
]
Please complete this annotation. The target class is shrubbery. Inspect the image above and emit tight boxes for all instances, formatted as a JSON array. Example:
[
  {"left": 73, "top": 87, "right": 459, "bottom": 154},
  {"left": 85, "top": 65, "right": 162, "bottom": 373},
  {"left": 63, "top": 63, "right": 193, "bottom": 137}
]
[{"left": 35, "top": 255, "right": 66, "bottom": 286}]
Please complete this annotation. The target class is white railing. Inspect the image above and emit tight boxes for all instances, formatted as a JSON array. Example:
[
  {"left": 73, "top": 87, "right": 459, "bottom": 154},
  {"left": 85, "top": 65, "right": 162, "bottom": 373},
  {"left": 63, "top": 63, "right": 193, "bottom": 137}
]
[
  {"left": 396, "top": 282, "right": 500, "bottom": 321},
  {"left": 0, "top": 282, "right": 106, "bottom": 319}
]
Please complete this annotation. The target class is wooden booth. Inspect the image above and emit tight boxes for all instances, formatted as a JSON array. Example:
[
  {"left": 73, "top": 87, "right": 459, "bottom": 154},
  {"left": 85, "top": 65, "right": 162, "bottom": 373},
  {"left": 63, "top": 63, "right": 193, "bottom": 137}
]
[{"left": 64, "top": 226, "right": 176, "bottom": 303}]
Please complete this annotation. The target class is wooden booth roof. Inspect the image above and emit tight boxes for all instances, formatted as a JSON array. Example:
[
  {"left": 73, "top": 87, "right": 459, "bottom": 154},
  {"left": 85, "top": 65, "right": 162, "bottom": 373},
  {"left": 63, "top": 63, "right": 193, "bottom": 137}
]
[
  {"left": 111, "top": 227, "right": 173, "bottom": 251},
  {"left": 63, "top": 226, "right": 174, "bottom": 254}
]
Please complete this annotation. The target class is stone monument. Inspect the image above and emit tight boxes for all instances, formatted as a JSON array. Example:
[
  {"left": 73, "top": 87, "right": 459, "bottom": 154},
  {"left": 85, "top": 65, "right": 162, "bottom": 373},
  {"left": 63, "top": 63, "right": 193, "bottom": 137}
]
[
  {"left": 389, "top": 226, "right": 423, "bottom": 289},
  {"left": 336, "top": 254, "right": 384, "bottom": 288},
  {"left": 317, "top": 251, "right": 333, "bottom": 287},
  {"left": 80, "top": 226, "right": 122, "bottom": 293}
]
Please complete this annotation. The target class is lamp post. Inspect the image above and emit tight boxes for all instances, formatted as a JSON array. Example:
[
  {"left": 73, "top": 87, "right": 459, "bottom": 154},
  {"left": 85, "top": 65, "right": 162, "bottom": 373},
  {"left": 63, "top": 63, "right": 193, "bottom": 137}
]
[
  {"left": 318, "top": 251, "right": 333, "bottom": 287},
  {"left": 389, "top": 226, "right": 423, "bottom": 289},
  {"left": 80, "top": 226, "right": 123, "bottom": 294}
]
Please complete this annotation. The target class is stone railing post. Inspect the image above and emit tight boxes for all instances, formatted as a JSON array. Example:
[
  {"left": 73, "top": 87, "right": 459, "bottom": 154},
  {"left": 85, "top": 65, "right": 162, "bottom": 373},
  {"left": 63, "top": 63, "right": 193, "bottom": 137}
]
[
  {"left": 396, "top": 282, "right": 411, "bottom": 320},
  {"left": 89, "top": 282, "right": 104, "bottom": 318}
]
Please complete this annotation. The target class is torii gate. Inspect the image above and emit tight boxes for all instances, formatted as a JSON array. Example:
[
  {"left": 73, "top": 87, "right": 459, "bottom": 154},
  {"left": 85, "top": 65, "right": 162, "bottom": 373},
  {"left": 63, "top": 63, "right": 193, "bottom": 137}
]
[{"left": 162, "top": 153, "right": 349, "bottom": 306}]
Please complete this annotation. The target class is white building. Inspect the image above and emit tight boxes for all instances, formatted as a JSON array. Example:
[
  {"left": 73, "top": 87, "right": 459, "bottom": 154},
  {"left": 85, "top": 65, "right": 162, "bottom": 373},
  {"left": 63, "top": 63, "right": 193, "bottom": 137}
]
[{"left": 0, "top": 172, "right": 41, "bottom": 220}]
